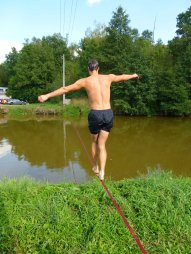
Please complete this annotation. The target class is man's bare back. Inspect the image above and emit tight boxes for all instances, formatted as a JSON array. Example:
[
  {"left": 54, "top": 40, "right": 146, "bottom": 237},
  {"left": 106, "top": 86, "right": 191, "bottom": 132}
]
[{"left": 80, "top": 74, "right": 111, "bottom": 110}]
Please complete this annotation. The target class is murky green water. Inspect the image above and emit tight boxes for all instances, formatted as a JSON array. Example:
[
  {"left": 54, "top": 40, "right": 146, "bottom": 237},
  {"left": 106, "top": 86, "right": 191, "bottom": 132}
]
[{"left": 0, "top": 116, "right": 191, "bottom": 183}]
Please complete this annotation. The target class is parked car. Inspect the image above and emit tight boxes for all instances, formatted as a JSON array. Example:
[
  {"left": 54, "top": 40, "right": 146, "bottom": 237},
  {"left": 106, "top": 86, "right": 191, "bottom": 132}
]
[
  {"left": 0, "top": 99, "right": 8, "bottom": 104},
  {"left": 7, "top": 99, "right": 28, "bottom": 105}
]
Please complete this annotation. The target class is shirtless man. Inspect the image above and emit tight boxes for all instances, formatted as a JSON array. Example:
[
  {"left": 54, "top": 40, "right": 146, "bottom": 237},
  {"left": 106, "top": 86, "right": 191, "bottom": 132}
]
[{"left": 38, "top": 59, "right": 139, "bottom": 180}]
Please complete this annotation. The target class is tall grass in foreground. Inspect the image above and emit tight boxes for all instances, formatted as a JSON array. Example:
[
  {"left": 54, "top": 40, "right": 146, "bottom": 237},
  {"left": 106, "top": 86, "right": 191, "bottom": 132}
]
[{"left": 0, "top": 170, "right": 191, "bottom": 254}]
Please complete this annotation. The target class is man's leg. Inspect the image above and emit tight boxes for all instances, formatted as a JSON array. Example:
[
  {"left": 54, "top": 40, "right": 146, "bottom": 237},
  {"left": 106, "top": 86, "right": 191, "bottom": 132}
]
[
  {"left": 91, "top": 133, "right": 99, "bottom": 175},
  {"left": 97, "top": 130, "right": 109, "bottom": 180}
]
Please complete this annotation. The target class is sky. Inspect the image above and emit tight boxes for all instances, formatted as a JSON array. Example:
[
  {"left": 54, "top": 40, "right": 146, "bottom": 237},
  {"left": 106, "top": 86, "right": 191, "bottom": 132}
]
[{"left": 0, "top": 0, "right": 190, "bottom": 63}]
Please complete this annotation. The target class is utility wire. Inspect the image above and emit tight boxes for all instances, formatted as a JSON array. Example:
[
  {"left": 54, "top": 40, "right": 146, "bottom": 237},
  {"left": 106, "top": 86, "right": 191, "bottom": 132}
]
[
  {"left": 60, "top": 0, "right": 62, "bottom": 35},
  {"left": 67, "top": 0, "right": 74, "bottom": 43},
  {"left": 70, "top": 0, "right": 79, "bottom": 43},
  {"left": 153, "top": 16, "right": 157, "bottom": 43},
  {"left": 63, "top": 0, "right": 66, "bottom": 38}
]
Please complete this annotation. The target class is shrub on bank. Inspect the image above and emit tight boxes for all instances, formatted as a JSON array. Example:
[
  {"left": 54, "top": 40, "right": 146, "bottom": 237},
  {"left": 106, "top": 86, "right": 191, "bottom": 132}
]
[
  {"left": 0, "top": 100, "right": 89, "bottom": 118},
  {"left": 0, "top": 170, "right": 190, "bottom": 253}
]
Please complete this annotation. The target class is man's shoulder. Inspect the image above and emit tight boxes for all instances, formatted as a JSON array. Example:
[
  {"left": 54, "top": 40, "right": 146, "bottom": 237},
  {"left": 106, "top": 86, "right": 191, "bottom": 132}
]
[
  {"left": 100, "top": 74, "right": 116, "bottom": 82},
  {"left": 98, "top": 74, "right": 113, "bottom": 79}
]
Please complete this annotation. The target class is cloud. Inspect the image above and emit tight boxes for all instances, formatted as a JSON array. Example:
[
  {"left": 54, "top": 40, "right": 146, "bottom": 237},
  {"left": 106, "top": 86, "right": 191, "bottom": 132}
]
[
  {"left": 87, "top": 0, "right": 102, "bottom": 6},
  {"left": 0, "top": 40, "right": 23, "bottom": 64}
]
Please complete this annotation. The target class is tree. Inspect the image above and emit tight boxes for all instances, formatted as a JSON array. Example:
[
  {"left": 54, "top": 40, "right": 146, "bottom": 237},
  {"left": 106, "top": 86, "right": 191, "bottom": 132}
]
[
  {"left": 42, "top": 33, "right": 71, "bottom": 70},
  {"left": 168, "top": 6, "right": 191, "bottom": 103},
  {"left": 169, "top": 6, "right": 191, "bottom": 74},
  {"left": 141, "top": 30, "right": 153, "bottom": 43},
  {"left": 176, "top": 6, "right": 191, "bottom": 39},
  {"left": 0, "top": 64, "right": 8, "bottom": 87},
  {"left": 156, "top": 70, "right": 191, "bottom": 116},
  {"left": 106, "top": 6, "right": 132, "bottom": 36},
  {"left": 6, "top": 34, "right": 72, "bottom": 103},
  {"left": 78, "top": 22, "right": 107, "bottom": 76},
  {"left": 7, "top": 42, "right": 56, "bottom": 102},
  {"left": 102, "top": 6, "right": 134, "bottom": 73},
  {"left": 3, "top": 47, "right": 19, "bottom": 84},
  {"left": 101, "top": 7, "right": 157, "bottom": 115}
]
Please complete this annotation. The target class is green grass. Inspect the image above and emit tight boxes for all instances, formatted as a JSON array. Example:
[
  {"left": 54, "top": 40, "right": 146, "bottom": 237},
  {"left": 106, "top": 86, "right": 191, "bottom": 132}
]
[
  {"left": 0, "top": 99, "right": 89, "bottom": 119},
  {"left": 0, "top": 170, "right": 191, "bottom": 254}
]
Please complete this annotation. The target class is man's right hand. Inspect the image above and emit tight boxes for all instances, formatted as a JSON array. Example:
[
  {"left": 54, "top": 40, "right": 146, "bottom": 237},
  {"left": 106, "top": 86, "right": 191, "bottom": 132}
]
[{"left": 38, "top": 94, "right": 48, "bottom": 103}]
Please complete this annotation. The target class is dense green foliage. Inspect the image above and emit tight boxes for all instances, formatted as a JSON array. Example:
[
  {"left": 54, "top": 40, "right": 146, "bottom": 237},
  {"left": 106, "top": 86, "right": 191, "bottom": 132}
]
[
  {"left": 0, "top": 170, "right": 190, "bottom": 253},
  {"left": 0, "top": 6, "right": 191, "bottom": 115}
]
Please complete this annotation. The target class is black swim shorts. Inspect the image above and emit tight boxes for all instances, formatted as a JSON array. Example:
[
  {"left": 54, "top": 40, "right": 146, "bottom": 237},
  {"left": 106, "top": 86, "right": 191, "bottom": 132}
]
[{"left": 88, "top": 109, "right": 114, "bottom": 134}]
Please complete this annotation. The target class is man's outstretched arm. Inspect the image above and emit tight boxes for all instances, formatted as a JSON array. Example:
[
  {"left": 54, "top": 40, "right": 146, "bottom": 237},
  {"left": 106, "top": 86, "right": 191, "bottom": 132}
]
[
  {"left": 38, "top": 79, "right": 84, "bottom": 103},
  {"left": 109, "top": 73, "right": 139, "bottom": 83}
]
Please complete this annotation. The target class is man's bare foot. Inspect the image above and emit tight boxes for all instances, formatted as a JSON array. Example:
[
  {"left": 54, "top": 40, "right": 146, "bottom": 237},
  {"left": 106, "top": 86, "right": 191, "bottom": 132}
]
[
  {"left": 99, "top": 170, "right": 104, "bottom": 181},
  {"left": 92, "top": 166, "right": 99, "bottom": 176}
]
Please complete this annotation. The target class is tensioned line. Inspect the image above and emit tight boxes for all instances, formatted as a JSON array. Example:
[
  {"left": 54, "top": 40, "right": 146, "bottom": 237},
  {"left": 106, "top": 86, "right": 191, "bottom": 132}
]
[{"left": 72, "top": 123, "right": 147, "bottom": 254}]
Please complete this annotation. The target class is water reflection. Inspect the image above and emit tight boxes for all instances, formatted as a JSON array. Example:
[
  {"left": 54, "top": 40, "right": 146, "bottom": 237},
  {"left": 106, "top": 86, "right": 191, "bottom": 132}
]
[
  {"left": 0, "top": 118, "right": 90, "bottom": 183},
  {"left": 0, "top": 117, "right": 191, "bottom": 183},
  {"left": 0, "top": 139, "right": 11, "bottom": 158},
  {"left": 108, "top": 117, "right": 191, "bottom": 179}
]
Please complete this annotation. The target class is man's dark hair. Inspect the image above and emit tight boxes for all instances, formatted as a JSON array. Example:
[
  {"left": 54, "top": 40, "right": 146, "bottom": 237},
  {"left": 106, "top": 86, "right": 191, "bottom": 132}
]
[{"left": 88, "top": 59, "right": 99, "bottom": 71}]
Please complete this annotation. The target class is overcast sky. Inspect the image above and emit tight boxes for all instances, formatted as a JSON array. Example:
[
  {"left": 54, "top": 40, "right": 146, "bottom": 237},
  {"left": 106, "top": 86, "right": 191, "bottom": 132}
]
[{"left": 0, "top": 0, "right": 190, "bottom": 63}]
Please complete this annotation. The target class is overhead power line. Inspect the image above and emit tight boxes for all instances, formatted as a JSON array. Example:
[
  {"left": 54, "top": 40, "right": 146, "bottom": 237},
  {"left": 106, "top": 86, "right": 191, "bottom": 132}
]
[
  {"left": 63, "top": 0, "right": 66, "bottom": 38},
  {"left": 59, "top": 0, "right": 78, "bottom": 43},
  {"left": 67, "top": 0, "right": 74, "bottom": 42},
  {"left": 60, "top": 0, "right": 62, "bottom": 35},
  {"left": 70, "top": 0, "right": 79, "bottom": 43}
]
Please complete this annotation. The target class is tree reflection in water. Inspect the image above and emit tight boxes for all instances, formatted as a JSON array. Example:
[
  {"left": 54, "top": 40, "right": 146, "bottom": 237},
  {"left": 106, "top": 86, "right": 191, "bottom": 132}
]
[{"left": 0, "top": 116, "right": 191, "bottom": 182}]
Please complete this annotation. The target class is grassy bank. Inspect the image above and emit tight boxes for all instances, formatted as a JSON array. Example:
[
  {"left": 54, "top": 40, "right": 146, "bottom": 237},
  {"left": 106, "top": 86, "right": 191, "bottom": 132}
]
[
  {"left": 0, "top": 99, "right": 89, "bottom": 118},
  {"left": 0, "top": 170, "right": 191, "bottom": 254}
]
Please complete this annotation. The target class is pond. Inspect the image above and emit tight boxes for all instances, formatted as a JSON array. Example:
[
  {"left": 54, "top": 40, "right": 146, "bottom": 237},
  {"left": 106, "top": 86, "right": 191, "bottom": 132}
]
[{"left": 0, "top": 116, "right": 191, "bottom": 183}]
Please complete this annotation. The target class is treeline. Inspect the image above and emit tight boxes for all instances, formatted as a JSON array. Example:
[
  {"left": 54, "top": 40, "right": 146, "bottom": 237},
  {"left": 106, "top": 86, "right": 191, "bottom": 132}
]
[{"left": 0, "top": 6, "right": 191, "bottom": 116}]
